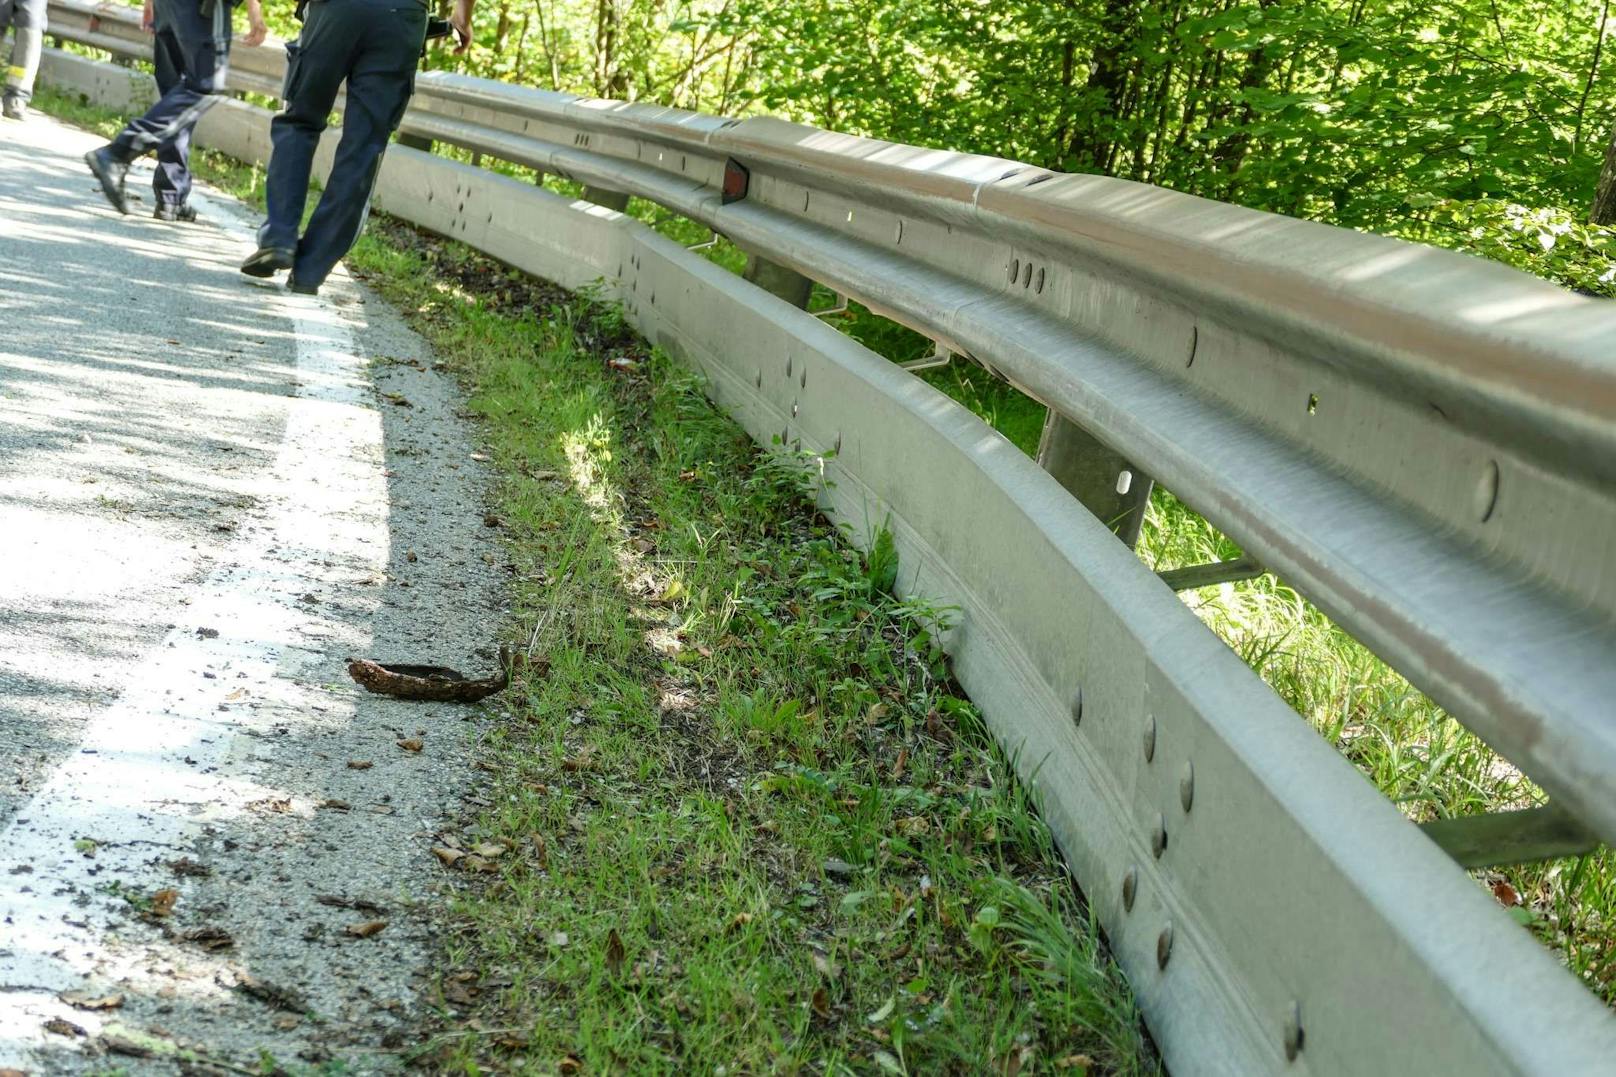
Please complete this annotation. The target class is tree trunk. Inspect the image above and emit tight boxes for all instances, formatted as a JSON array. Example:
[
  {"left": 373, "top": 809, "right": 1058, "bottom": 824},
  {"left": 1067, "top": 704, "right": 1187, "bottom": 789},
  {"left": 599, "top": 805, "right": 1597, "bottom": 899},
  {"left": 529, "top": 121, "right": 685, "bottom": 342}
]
[
  {"left": 1210, "top": 0, "right": 1279, "bottom": 187},
  {"left": 1067, "top": 0, "right": 1139, "bottom": 173},
  {"left": 1593, "top": 121, "right": 1616, "bottom": 226}
]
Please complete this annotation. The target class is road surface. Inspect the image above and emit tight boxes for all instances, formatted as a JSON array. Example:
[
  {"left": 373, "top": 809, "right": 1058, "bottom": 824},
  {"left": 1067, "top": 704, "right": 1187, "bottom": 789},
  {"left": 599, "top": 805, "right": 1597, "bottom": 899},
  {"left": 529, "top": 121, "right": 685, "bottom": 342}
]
[{"left": 0, "top": 113, "right": 505, "bottom": 1072}]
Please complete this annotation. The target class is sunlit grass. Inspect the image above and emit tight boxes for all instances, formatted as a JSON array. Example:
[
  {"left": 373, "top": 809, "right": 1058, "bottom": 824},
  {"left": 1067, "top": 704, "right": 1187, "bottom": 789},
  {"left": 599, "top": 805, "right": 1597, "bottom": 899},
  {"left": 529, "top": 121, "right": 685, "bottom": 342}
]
[{"left": 342, "top": 228, "right": 1154, "bottom": 1072}]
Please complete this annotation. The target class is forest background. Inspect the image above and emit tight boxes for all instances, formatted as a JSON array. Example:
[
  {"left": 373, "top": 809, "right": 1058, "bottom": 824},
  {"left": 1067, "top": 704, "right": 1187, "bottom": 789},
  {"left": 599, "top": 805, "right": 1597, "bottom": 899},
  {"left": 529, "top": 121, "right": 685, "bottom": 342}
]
[{"left": 256, "top": 0, "right": 1616, "bottom": 295}]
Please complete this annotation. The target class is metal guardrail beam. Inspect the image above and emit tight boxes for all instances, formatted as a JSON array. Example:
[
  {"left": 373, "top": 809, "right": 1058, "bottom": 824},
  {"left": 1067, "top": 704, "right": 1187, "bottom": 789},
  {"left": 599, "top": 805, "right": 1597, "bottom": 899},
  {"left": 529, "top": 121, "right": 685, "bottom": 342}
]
[{"left": 34, "top": 22, "right": 1616, "bottom": 1073}]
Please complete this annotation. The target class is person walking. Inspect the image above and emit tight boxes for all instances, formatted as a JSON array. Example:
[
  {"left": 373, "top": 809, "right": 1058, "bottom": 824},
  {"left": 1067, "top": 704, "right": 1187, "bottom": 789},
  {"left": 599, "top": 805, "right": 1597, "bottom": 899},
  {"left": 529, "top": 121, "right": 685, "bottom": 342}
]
[
  {"left": 240, "top": 0, "right": 473, "bottom": 295},
  {"left": 0, "top": 0, "right": 45, "bottom": 121},
  {"left": 82, "top": 0, "right": 267, "bottom": 220}
]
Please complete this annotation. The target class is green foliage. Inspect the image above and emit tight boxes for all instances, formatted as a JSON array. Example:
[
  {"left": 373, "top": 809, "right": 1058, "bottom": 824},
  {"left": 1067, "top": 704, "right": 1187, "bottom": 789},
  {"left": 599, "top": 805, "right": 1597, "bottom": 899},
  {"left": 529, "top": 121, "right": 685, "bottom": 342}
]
[{"left": 420, "top": 0, "right": 1614, "bottom": 291}]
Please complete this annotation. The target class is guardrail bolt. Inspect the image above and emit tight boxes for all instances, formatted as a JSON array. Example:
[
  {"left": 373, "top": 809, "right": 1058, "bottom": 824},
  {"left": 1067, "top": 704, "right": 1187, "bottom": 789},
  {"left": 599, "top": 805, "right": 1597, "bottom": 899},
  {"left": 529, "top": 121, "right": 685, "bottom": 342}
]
[
  {"left": 1179, "top": 761, "right": 1195, "bottom": 813},
  {"left": 1284, "top": 1001, "right": 1304, "bottom": 1061},
  {"left": 1142, "top": 714, "right": 1156, "bottom": 763},
  {"left": 1151, "top": 814, "right": 1168, "bottom": 858},
  {"left": 1156, "top": 922, "right": 1173, "bottom": 969},
  {"left": 1121, "top": 867, "right": 1138, "bottom": 912}
]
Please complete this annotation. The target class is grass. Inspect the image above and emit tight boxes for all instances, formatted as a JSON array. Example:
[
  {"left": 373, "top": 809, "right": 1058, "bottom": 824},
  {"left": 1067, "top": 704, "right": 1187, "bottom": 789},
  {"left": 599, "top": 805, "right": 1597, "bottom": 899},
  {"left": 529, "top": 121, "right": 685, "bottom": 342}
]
[{"left": 340, "top": 223, "right": 1152, "bottom": 1072}]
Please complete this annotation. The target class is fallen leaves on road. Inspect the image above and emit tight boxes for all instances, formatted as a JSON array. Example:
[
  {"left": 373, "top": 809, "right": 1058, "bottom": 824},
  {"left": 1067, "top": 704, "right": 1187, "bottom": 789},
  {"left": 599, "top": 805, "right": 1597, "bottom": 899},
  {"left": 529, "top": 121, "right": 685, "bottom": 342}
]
[
  {"left": 317, "top": 894, "right": 389, "bottom": 914},
  {"left": 42, "top": 1017, "right": 85, "bottom": 1037},
  {"left": 398, "top": 737, "right": 424, "bottom": 753},
  {"left": 59, "top": 989, "right": 123, "bottom": 1011},
  {"left": 347, "top": 651, "right": 514, "bottom": 702},
  {"left": 182, "top": 926, "right": 235, "bottom": 951},
  {"left": 1492, "top": 879, "right": 1522, "bottom": 907},
  {"left": 432, "top": 846, "right": 465, "bottom": 867},
  {"left": 345, "top": 919, "right": 389, "bottom": 939},
  {"left": 168, "top": 856, "right": 210, "bottom": 878},
  {"left": 149, "top": 888, "right": 179, "bottom": 917},
  {"left": 347, "top": 760, "right": 374, "bottom": 770},
  {"left": 233, "top": 973, "right": 308, "bottom": 1014}
]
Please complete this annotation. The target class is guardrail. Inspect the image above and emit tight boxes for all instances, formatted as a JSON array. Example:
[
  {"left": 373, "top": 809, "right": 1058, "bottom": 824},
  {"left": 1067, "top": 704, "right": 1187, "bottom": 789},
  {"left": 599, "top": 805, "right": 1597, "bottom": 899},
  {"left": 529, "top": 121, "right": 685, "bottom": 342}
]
[{"left": 37, "top": 2, "right": 1616, "bottom": 1072}]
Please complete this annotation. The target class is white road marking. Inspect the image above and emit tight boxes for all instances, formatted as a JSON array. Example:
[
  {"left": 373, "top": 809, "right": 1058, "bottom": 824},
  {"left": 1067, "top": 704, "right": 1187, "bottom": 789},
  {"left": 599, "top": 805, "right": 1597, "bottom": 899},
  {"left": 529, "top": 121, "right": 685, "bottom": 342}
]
[{"left": 0, "top": 190, "right": 390, "bottom": 1060}]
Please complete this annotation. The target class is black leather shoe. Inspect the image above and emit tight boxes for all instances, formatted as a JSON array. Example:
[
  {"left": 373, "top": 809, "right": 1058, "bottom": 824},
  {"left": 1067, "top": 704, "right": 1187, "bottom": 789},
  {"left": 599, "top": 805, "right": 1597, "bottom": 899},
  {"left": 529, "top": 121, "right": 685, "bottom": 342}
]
[
  {"left": 154, "top": 203, "right": 198, "bottom": 223},
  {"left": 240, "top": 246, "right": 294, "bottom": 278},
  {"left": 287, "top": 278, "right": 320, "bottom": 296},
  {"left": 84, "top": 148, "right": 130, "bottom": 215}
]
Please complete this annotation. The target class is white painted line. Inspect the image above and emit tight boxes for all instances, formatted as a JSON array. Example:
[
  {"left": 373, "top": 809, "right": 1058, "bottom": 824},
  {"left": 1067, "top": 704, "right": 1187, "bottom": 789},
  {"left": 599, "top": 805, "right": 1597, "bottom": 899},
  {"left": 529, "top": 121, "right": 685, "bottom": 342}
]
[{"left": 0, "top": 192, "right": 389, "bottom": 1062}]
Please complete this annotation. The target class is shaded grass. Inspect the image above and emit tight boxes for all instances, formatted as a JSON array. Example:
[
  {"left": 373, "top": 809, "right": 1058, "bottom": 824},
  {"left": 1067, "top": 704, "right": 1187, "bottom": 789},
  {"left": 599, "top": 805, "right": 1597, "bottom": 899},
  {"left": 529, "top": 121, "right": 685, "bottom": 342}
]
[{"left": 343, "top": 225, "right": 1154, "bottom": 1073}]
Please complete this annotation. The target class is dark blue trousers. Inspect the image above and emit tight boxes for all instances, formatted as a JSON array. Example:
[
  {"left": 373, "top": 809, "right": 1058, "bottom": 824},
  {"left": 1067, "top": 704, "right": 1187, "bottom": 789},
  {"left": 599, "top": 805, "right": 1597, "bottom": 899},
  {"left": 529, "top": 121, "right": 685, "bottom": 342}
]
[
  {"left": 108, "top": 0, "right": 230, "bottom": 211},
  {"left": 261, "top": 0, "right": 426, "bottom": 288}
]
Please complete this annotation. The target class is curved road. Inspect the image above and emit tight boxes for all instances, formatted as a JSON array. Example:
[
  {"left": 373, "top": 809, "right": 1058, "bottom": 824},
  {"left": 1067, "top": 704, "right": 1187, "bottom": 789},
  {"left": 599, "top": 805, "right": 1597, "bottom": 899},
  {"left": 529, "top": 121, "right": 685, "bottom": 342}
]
[{"left": 1, "top": 114, "right": 505, "bottom": 1071}]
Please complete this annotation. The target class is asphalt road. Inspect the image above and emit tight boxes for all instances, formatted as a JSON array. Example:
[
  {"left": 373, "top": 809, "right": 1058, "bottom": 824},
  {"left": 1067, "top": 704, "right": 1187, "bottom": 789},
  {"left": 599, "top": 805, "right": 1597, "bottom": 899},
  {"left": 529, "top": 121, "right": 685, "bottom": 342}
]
[{"left": 0, "top": 113, "right": 507, "bottom": 1071}]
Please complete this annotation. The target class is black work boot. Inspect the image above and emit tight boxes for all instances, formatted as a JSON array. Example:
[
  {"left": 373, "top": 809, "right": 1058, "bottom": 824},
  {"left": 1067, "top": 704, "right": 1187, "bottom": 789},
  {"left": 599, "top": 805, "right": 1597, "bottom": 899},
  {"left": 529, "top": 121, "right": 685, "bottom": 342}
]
[
  {"left": 154, "top": 203, "right": 198, "bottom": 223},
  {"left": 240, "top": 246, "right": 295, "bottom": 278},
  {"left": 84, "top": 148, "right": 131, "bottom": 215}
]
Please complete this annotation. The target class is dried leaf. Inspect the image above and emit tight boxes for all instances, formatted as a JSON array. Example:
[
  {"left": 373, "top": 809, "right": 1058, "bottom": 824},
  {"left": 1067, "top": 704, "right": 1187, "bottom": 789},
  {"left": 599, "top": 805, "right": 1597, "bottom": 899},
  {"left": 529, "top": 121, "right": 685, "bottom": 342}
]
[
  {"left": 397, "top": 738, "right": 424, "bottom": 753},
  {"left": 1055, "top": 1055, "right": 1093, "bottom": 1072},
  {"left": 234, "top": 973, "right": 308, "bottom": 1014},
  {"left": 559, "top": 1056, "right": 583, "bottom": 1075},
  {"left": 168, "top": 856, "right": 211, "bottom": 877},
  {"left": 474, "top": 842, "right": 509, "bottom": 859},
  {"left": 811, "top": 986, "right": 831, "bottom": 1019},
  {"left": 150, "top": 888, "right": 179, "bottom": 917},
  {"left": 726, "top": 912, "right": 754, "bottom": 932},
  {"left": 345, "top": 920, "right": 389, "bottom": 939},
  {"left": 60, "top": 989, "right": 124, "bottom": 1011},
  {"left": 43, "top": 1016, "right": 86, "bottom": 1037},
  {"left": 347, "top": 760, "right": 374, "bottom": 771},
  {"left": 1492, "top": 879, "right": 1521, "bottom": 907},
  {"left": 810, "top": 949, "right": 840, "bottom": 980},
  {"left": 182, "top": 926, "right": 235, "bottom": 951},
  {"left": 432, "top": 846, "right": 465, "bottom": 867},
  {"left": 605, "top": 928, "right": 626, "bottom": 977}
]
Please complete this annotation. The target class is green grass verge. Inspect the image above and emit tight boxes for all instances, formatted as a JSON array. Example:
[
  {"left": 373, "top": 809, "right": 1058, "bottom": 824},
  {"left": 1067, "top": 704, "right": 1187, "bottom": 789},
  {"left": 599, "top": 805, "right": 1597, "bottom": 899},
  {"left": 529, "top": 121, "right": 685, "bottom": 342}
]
[{"left": 342, "top": 223, "right": 1152, "bottom": 1073}]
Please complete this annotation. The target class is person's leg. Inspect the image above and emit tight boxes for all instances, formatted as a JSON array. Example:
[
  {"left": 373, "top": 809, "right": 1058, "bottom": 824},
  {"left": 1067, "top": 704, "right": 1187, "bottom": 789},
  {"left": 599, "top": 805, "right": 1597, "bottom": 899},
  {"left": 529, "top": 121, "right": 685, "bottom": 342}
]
[
  {"left": 292, "top": 0, "right": 426, "bottom": 289},
  {"left": 107, "top": 0, "right": 229, "bottom": 163},
  {"left": 88, "top": 0, "right": 230, "bottom": 213},
  {"left": 256, "top": 3, "right": 353, "bottom": 256},
  {"left": 150, "top": 25, "right": 192, "bottom": 213},
  {"left": 2, "top": 0, "right": 46, "bottom": 118}
]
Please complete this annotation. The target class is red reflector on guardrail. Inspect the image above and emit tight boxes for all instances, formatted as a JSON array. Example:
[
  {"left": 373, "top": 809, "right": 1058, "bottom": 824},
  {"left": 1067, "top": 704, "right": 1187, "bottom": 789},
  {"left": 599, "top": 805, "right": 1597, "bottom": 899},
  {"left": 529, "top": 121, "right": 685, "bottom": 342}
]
[{"left": 722, "top": 159, "right": 749, "bottom": 205}]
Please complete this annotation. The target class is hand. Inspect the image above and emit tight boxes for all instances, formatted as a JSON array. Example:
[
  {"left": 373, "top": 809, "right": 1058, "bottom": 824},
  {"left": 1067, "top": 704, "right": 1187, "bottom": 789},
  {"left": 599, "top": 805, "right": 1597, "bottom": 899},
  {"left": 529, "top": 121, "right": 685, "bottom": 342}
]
[
  {"left": 241, "top": 0, "right": 268, "bottom": 47},
  {"left": 142, "top": 0, "right": 155, "bottom": 33},
  {"left": 242, "top": 13, "right": 268, "bottom": 48},
  {"left": 451, "top": 0, "right": 474, "bottom": 54}
]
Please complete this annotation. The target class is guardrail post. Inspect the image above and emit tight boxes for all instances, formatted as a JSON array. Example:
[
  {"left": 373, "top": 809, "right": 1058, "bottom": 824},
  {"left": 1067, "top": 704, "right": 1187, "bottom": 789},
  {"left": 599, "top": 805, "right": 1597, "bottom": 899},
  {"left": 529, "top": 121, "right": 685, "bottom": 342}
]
[
  {"left": 1037, "top": 412, "right": 1153, "bottom": 548},
  {"left": 742, "top": 254, "right": 813, "bottom": 309},
  {"left": 582, "top": 186, "right": 630, "bottom": 212},
  {"left": 397, "top": 133, "right": 434, "bottom": 153}
]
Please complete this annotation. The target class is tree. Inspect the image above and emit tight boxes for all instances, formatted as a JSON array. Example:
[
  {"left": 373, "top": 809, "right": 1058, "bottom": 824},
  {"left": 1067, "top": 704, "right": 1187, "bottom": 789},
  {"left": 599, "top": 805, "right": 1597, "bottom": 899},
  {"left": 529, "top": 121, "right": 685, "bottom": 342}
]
[{"left": 1594, "top": 122, "right": 1616, "bottom": 226}]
